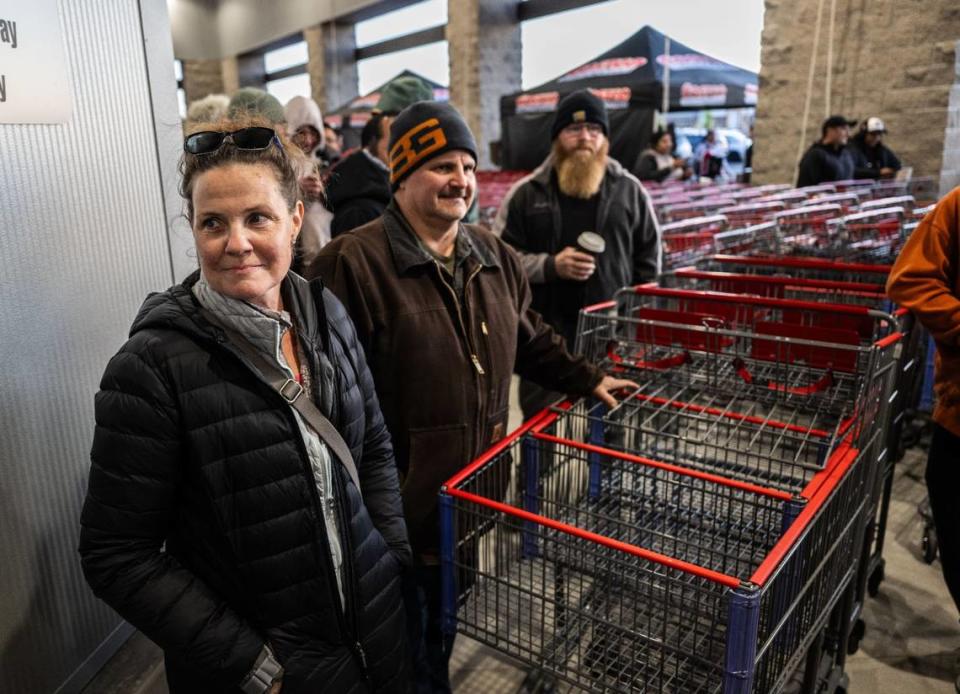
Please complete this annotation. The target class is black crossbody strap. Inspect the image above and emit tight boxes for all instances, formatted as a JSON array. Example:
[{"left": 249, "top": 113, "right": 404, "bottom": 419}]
[{"left": 202, "top": 310, "right": 363, "bottom": 498}]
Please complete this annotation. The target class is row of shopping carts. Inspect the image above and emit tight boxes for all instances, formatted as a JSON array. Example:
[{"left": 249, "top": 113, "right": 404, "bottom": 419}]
[
  {"left": 653, "top": 178, "right": 933, "bottom": 272},
  {"left": 437, "top": 179, "right": 934, "bottom": 692}
]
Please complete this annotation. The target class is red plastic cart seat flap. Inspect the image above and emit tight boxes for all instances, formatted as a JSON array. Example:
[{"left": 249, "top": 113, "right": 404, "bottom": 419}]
[
  {"left": 635, "top": 308, "right": 733, "bottom": 351},
  {"left": 678, "top": 296, "right": 765, "bottom": 326},
  {"left": 780, "top": 307, "right": 876, "bottom": 341},
  {"left": 751, "top": 321, "right": 860, "bottom": 372}
]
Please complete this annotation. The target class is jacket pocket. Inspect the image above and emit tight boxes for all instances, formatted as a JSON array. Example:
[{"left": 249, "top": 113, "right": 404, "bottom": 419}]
[{"left": 402, "top": 424, "right": 467, "bottom": 531}]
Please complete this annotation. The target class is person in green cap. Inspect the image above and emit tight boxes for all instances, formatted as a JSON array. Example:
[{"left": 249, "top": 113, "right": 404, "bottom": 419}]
[
  {"left": 318, "top": 75, "right": 436, "bottom": 240},
  {"left": 226, "top": 87, "right": 286, "bottom": 125}
]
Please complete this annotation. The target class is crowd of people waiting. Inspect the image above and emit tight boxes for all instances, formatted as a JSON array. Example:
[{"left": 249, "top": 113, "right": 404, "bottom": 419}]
[{"left": 78, "top": 71, "right": 958, "bottom": 694}]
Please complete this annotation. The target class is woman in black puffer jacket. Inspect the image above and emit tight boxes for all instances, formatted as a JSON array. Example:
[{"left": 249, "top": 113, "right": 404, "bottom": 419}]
[{"left": 78, "top": 117, "right": 410, "bottom": 694}]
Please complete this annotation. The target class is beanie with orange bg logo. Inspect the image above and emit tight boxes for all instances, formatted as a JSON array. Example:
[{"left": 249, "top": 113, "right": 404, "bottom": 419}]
[{"left": 388, "top": 102, "right": 478, "bottom": 190}]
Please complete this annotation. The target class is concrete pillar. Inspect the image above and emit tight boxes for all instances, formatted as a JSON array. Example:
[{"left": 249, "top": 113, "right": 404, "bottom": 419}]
[
  {"left": 447, "top": 0, "right": 522, "bottom": 168},
  {"left": 753, "top": 0, "right": 959, "bottom": 189},
  {"left": 181, "top": 59, "right": 226, "bottom": 104},
  {"left": 938, "top": 41, "right": 960, "bottom": 195},
  {"left": 305, "top": 21, "right": 359, "bottom": 113}
]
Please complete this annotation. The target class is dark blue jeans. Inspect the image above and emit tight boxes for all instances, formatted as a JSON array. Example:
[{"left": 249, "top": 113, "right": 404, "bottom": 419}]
[
  {"left": 926, "top": 424, "right": 960, "bottom": 615},
  {"left": 401, "top": 563, "right": 456, "bottom": 694}
]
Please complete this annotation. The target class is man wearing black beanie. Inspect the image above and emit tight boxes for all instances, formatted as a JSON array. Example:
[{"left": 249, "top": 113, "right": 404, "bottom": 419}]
[
  {"left": 312, "top": 101, "right": 635, "bottom": 691},
  {"left": 496, "top": 88, "right": 661, "bottom": 420}
]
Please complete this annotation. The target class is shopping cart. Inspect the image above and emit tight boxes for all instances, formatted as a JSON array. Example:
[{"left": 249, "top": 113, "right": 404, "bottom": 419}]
[
  {"left": 661, "top": 216, "right": 730, "bottom": 269},
  {"left": 773, "top": 204, "right": 844, "bottom": 254},
  {"left": 799, "top": 193, "right": 861, "bottom": 214},
  {"left": 440, "top": 401, "right": 881, "bottom": 693},
  {"left": 824, "top": 207, "right": 906, "bottom": 263},
  {"left": 718, "top": 201, "right": 786, "bottom": 227},
  {"left": 656, "top": 269, "right": 925, "bottom": 596},
  {"left": 696, "top": 255, "right": 892, "bottom": 286},
  {"left": 660, "top": 198, "right": 736, "bottom": 223},
  {"left": 712, "top": 222, "right": 780, "bottom": 257}
]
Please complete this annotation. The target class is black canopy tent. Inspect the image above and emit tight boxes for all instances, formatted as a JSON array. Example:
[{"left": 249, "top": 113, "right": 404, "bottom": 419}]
[
  {"left": 499, "top": 25, "right": 758, "bottom": 171},
  {"left": 325, "top": 70, "right": 449, "bottom": 150}
]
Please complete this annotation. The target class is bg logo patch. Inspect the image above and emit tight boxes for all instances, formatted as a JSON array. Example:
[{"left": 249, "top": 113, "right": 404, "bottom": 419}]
[{"left": 390, "top": 118, "right": 448, "bottom": 183}]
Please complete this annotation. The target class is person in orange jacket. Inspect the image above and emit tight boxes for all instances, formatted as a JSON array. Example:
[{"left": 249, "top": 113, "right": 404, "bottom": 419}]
[{"left": 887, "top": 188, "right": 960, "bottom": 664}]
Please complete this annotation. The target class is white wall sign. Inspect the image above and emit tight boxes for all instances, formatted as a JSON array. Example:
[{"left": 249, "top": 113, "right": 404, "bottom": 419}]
[{"left": 0, "top": 0, "right": 72, "bottom": 123}]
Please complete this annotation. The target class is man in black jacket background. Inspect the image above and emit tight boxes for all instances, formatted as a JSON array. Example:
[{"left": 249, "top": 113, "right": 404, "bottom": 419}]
[
  {"left": 495, "top": 89, "right": 660, "bottom": 419},
  {"left": 797, "top": 114, "right": 857, "bottom": 187}
]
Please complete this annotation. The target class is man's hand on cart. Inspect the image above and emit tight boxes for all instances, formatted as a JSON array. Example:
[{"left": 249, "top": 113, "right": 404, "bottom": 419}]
[{"left": 592, "top": 375, "right": 639, "bottom": 409}]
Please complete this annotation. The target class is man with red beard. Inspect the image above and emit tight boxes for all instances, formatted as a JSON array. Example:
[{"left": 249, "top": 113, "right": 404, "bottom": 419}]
[{"left": 497, "top": 89, "right": 660, "bottom": 419}]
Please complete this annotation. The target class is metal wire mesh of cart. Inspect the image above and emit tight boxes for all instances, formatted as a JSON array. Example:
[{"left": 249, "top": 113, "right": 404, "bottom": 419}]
[
  {"left": 773, "top": 204, "right": 844, "bottom": 254},
  {"left": 661, "top": 215, "right": 730, "bottom": 270},
  {"left": 575, "top": 286, "right": 900, "bottom": 451},
  {"left": 718, "top": 202, "right": 786, "bottom": 227},
  {"left": 712, "top": 222, "right": 780, "bottom": 257},
  {"left": 823, "top": 207, "right": 906, "bottom": 263},
  {"left": 537, "top": 393, "right": 845, "bottom": 498},
  {"left": 439, "top": 406, "right": 881, "bottom": 693},
  {"left": 695, "top": 255, "right": 892, "bottom": 285}
]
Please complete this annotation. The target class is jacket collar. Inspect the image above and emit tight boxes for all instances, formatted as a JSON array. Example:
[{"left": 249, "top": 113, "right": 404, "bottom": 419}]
[{"left": 382, "top": 200, "right": 499, "bottom": 274}]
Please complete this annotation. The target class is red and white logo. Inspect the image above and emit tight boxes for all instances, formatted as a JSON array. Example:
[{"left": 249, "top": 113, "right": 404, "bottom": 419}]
[
  {"left": 558, "top": 57, "right": 647, "bottom": 82},
  {"left": 325, "top": 114, "right": 343, "bottom": 128},
  {"left": 744, "top": 83, "right": 758, "bottom": 104},
  {"left": 656, "top": 54, "right": 726, "bottom": 71},
  {"left": 679, "top": 83, "right": 728, "bottom": 106},
  {"left": 350, "top": 92, "right": 380, "bottom": 109},
  {"left": 590, "top": 87, "right": 631, "bottom": 110},
  {"left": 516, "top": 91, "right": 560, "bottom": 113},
  {"left": 349, "top": 112, "right": 372, "bottom": 128},
  {"left": 432, "top": 87, "right": 450, "bottom": 102}
]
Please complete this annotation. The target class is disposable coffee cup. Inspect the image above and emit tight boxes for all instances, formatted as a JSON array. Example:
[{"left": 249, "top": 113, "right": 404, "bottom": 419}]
[{"left": 577, "top": 231, "right": 606, "bottom": 257}]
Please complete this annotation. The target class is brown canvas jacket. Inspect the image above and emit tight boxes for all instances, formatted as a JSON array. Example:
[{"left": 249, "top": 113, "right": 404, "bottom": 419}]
[
  {"left": 309, "top": 201, "right": 603, "bottom": 554},
  {"left": 887, "top": 187, "right": 960, "bottom": 437}
]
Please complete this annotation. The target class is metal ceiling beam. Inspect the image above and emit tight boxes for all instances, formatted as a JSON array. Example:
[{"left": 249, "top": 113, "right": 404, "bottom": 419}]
[
  {"left": 354, "top": 24, "right": 446, "bottom": 60},
  {"left": 518, "top": 0, "right": 613, "bottom": 22}
]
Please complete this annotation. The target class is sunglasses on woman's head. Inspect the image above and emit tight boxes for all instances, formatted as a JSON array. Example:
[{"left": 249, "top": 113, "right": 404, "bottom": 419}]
[{"left": 184, "top": 127, "right": 281, "bottom": 155}]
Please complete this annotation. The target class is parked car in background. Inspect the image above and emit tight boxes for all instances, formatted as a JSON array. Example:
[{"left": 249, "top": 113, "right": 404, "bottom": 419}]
[{"left": 674, "top": 127, "right": 752, "bottom": 179}]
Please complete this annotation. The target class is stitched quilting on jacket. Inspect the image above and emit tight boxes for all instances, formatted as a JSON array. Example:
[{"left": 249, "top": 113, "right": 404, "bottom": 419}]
[{"left": 79, "top": 271, "right": 410, "bottom": 694}]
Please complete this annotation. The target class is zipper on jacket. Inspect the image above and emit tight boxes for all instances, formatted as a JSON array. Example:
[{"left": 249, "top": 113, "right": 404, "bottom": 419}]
[
  {"left": 437, "top": 263, "right": 484, "bottom": 374},
  {"left": 215, "top": 336, "right": 360, "bottom": 676},
  {"left": 436, "top": 263, "right": 486, "bottom": 453}
]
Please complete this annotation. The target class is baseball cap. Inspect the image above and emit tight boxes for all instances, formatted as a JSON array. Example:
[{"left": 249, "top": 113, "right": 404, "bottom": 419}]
[
  {"left": 864, "top": 117, "right": 887, "bottom": 133},
  {"left": 822, "top": 115, "right": 857, "bottom": 130}
]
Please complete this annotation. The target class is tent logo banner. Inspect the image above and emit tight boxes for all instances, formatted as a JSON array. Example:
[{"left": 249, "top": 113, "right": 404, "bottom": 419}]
[
  {"left": 590, "top": 87, "right": 631, "bottom": 110},
  {"left": 516, "top": 91, "right": 560, "bottom": 113},
  {"left": 350, "top": 92, "right": 381, "bottom": 109},
  {"left": 745, "top": 83, "right": 758, "bottom": 104},
  {"left": 558, "top": 57, "right": 647, "bottom": 82},
  {"left": 657, "top": 54, "right": 727, "bottom": 71},
  {"left": 679, "top": 83, "right": 728, "bottom": 106}
]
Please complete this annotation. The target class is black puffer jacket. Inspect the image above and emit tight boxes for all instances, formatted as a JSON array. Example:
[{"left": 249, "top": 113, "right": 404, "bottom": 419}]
[
  {"left": 79, "top": 271, "right": 410, "bottom": 693},
  {"left": 327, "top": 150, "right": 391, "bottom": 238}
]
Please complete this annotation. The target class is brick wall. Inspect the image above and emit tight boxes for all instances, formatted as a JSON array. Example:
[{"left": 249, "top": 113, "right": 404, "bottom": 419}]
[
  {"left": 754, "top": 0, "right": 959, "bottom": 190},
  {"left": 181, "top": 59, "right": 225, "bottom": 105},
  {"left": 447, "top": 0, "right": 521, "bottom": 168}
]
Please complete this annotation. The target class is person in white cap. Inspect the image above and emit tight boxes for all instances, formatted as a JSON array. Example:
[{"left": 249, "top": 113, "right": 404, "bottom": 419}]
[{"left": 849, "top": 116, "right": 902, "bottom": 180}]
